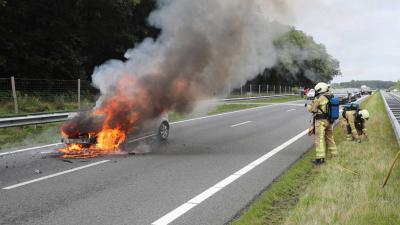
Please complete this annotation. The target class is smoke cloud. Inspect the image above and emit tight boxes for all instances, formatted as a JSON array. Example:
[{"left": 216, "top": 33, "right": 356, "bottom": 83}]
[{"left": 62, "top": 0, "right": 296, "bottom": 138}]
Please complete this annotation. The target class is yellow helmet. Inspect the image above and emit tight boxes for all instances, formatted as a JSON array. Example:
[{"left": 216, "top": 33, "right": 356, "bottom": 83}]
[
  {"left": 314, "top": 82, "right": 329, "bottom": 94},
  {"left": 359, "top": 109, "right": 369, "bottom": 120}
]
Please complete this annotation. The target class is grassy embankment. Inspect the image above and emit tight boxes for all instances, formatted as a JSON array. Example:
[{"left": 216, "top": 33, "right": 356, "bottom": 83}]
[
  {"left": 208, "top": 95, "right": 302, "bottom": 114},
  {"left": 0, "top": 95, "right": 301, "bottom": 150},
  {"left": 232, "top": 92, "right": 400, "bottom": 225},
  {"left": 0, "top": 94, "right": 95, "bottom": 117}
]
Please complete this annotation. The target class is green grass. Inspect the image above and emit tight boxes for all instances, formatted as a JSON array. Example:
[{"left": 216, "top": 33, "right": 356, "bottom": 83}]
[
  {"left": 208, "top": 103, "right": 264, "bottom": 115},
  {"left": 235, "top": 95, "right": 302, "bottom": 104},
  {"left": 0, "top": 94, "right": 95, "bottom": 116},
  {"left": 232, "top": 150, "right": 316, "bottom": 225},
  {"left": 232, "top": 92, "right": 400, "bottom": 225},
  {"left": 170, "top": 96, "right": 301, "bottom": 121},
  {"left": 0, "top": 122, "right": 63, "bottom": 150}
]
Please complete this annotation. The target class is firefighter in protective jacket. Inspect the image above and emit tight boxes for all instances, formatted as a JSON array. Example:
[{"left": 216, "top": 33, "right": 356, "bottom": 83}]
[
  {"left": 343, "top": 109, "right": 369, "bottom": 142},
  {"left": 306, "top": 82, "right": 338, "bottom": 165}
]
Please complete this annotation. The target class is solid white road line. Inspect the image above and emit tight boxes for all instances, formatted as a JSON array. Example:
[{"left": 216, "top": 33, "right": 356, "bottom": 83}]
[
  {"left": 127, "top": 133, "right": 156, "bottom": 143},
  {"left": 287, "top": 109, "right": 297, "bottom": 112},
  {"left": 151, "top": 129, "right": 308, "bottom": 225},
  {"left": 152, "top": 203, "right": 197, "bottom": 225},
  {"left": 2, "top": 160, "right": 110, "bottom": 190},
  {"left": 231, "top": 121, "right": 252, "bottom": 127},
  {"left": 0, "top": 143, "right": 62, "bottom": 157}
]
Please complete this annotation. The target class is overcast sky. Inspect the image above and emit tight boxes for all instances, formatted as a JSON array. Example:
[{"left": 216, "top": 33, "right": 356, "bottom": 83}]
[{"left": 286, "top": 0, "right": 400, "bottom": 82}]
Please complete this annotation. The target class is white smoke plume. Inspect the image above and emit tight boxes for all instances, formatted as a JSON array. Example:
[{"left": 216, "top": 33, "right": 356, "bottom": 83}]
[
  {"left": 92, "top": 0, "right": 291, "bottom": 102},
  {"left": 62, "top": 0, "right": 298, "bottom": 139}
]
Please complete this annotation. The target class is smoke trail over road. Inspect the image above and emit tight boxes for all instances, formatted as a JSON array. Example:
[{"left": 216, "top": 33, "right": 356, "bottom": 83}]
[{"left": 60, "top": 0, "right": 295, "bottom": 157}]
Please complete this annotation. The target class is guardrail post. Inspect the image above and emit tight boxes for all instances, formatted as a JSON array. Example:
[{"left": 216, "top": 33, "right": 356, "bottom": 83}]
[
  {"left": 266, "top": 84, "right": 269, "bottom": 95},
  {"left": 258, "top": 85, "right": 261, "bottom": 95},
  {"left": 280, "top": 85, "right": 282, "bottom": 95},
  {"left": 11, "top": 76, "right": 18, "bottom": 114},
  {"left": 240, "top": 85, "right": 243, "bottom": 96},
  {"left": 285, "top": 86, "right": 287, "bottom": 94},
  {"left": 249, "top": 84, "right": 252, "bottom": 96},
  {"left": 77, "top": 78, "right": 81, "bottom": 110},
  {"left": 273, "top": 85, "right": 275, "bottom": 94}
]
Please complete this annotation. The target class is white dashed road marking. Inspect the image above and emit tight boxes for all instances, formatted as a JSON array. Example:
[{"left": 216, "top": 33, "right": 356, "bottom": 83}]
[
  {"left": 230, "top": 121, "right": 252, "bottom": 127},
  {"left": 2, "top": 160, "right": 110, "bottom": 190}
]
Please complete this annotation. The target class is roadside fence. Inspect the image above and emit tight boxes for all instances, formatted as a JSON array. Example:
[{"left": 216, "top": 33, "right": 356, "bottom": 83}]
[
  {"left": 0, "top": 77, "right": 298, "bottom": 116},
  {"left": 0, "top": 77, "right": 98, "bottom": 116},
  {"left": 229, "top": 84, "right": 296, "bottom": 98}
]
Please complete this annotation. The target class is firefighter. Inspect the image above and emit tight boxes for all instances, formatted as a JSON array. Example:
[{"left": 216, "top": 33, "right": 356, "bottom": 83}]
[
  {"left": 344, "top": 109, "right": 369, "bottom": 143},
  {"left": 306, "top": 82, "right": 338, "bottom": 165}
]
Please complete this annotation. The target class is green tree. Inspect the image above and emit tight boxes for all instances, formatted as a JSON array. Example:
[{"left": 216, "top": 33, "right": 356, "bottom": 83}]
[
  {"left": 395, "top": 80, "right": 400, "bottom": 90},
  {"left": 332, "top": 80, "right": 396, "bottom": 89},
  {"left": 0, "top": 0, "right": 158, "bottom": 80},
  {"left": 251, "top": 28, "right": 341, "bottom": 87}
]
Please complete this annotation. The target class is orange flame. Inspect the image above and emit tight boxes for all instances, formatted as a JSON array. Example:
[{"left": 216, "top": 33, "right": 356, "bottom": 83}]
[
  {"left": 59, "top": 76, "right": 136, "bottom": 158},
  {"left": 59, "top": 74, "right": 183, "bottom": 158},
  {"left": 59, "top": 128, "right": 126, "bottom": 158}
]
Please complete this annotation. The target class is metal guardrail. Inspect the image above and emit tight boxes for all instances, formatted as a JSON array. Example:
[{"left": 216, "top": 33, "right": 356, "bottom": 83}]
[
  {"left": 222, "top": 94, "right": 295, "bottom": 102},
  {"left": 0, "top": 94, "right": 297, "bottom": 128},
  {"left": 381, "top": 90, "right": 400, "bottom": 146},
  {"left": 0, "top": 112, "right": 77, "bottom": 128}
]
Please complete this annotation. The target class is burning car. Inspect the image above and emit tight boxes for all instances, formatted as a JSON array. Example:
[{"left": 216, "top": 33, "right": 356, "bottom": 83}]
[{"left": 60, "top": 114, "right": 170, "bottom": 158}]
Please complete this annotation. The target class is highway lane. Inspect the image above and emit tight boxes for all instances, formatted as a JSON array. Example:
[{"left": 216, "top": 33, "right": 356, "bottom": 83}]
[{"left": 0, "top": 100, "right": 313, "bottom": 225}]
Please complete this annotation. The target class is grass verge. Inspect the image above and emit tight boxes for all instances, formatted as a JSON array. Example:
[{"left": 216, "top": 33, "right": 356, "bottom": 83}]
[
  {"left": 233, "top": 95, "right": 302, "bottom": 104},
  {"left": 232, "top": 92, "right": 400, "bottom": 225},
  {"left": 0, "top": 123, "right": 62, "bottom": 150}
]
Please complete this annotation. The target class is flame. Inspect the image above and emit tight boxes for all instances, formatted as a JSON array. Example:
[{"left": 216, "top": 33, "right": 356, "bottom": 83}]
[
  {"left": 95, "top": 128, "right": 126, "bottom": 151},
  {"left": 58, "top": 75, "right": 140, "bottom": 158},
  {"left": 59, "top": 128, "right": 126, "bottom": 158},
  {"left": 58, "top": 74, "right": 178, "bottom": 158}
]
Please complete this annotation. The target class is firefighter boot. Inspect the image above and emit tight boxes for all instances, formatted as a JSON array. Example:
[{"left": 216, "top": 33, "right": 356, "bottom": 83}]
[{"left": 313, "top": 158, "right": 325, "bottom": 165}]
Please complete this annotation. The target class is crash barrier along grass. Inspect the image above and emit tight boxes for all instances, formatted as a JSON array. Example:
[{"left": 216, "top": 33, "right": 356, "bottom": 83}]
[
  {"left": 0, "top": 95, "right": 301, "bottom": 150},
  {"left": 0, "top": 77, "right": 298, "bottom": 116},
  {"left": 232, "top": 92, "right": 400, "bottom": 225}
]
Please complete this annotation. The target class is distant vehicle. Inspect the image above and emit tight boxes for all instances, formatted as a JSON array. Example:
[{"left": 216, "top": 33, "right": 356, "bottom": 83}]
[
  {"left": 306, "top": 89, "right": 315, "bottom": 100},
  {"left": 353, "top": 89, "right": 362, "bottom": 98},
  {"left": 386, "top": 89, "right": 391, "bottom": 92},
  {"left": 361, "top": 85, "right": 372, "bottom": 95},
  {"left": 349, "top": 91, "right": 357, "bottom": 102},
  {"left": 332, "top": 89, "right": 351, "bottom": 104}
]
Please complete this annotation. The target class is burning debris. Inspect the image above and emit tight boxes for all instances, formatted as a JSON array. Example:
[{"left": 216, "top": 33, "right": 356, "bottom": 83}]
[{"left": 59, "top": 0, "right": 294, "bottom": 158}]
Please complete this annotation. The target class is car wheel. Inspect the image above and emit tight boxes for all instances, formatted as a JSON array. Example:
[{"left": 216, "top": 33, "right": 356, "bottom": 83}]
[{"left": 158, "top": 122, "right": 169, "bottom": 141}]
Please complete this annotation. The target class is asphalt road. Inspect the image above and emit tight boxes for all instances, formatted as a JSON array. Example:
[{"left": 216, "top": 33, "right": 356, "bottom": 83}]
[{"left": 0, "top": 100, "right": 313, "bottom": 225}]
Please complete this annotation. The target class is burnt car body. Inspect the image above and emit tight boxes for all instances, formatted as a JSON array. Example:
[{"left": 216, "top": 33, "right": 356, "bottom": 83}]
[{"left": 61, "top": 114, "right": 170, "bottom": 148}]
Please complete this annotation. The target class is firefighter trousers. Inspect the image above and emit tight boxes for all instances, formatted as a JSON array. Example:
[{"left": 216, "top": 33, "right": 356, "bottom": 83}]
[{"left": 314, "top": 119, "right": 338, "bottom": 159}]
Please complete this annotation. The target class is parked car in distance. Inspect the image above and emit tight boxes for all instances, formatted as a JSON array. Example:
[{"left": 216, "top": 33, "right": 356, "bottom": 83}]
[
  {"left": 332, "top": 89, "right": 351, "bottom": 104},
  {"left": 361, "top": 85, "right": 372, "bottom": 95},
  {"left": 349, "top": 92, "right": 357, "bottom": 102}
]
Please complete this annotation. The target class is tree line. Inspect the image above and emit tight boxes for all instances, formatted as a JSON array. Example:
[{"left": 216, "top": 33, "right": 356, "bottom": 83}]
[
  {"left": 332, "top": 80, "right": 396, "bottom": 89},
  {"left": 0, "top": 0, "right": 340, "bottom": 87}
]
